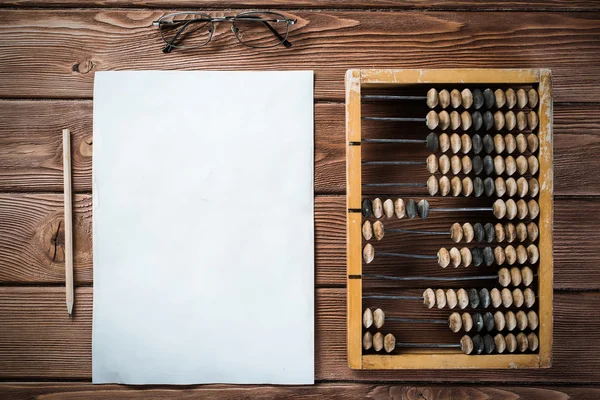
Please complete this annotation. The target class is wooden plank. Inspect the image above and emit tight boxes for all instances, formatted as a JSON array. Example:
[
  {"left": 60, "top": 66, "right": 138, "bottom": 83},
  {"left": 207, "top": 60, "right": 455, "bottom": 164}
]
[
  {"left": 1, "top": 193, "right": 599, "bottom": 289},
  {"left": 1, "top": 383, "right": 600, "bottom": 400},
  {"left": 1, "top": 287, "right": 600, "bottom": 382},
  {"left": 0, "top": 11, "right": 599, "bottom": 102},
  {"left": 1, "top": 101, "right": 599, "bottom": 195}
]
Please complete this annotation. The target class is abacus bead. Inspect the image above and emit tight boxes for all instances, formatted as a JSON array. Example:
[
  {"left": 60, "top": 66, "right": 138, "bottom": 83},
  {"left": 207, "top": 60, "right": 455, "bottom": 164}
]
[
  {"left": 473, "top": 335, "right": 484, "bottom": 355},
  {"left": 505, "top": 223, "right": 517, "bottom": 243},
  {"left": 505, "top": 245, "right": 517, "bottom": 265},
  {"left": 484, "top": 223, "right": 495, "bottom": 243},
  {"left": 447, "top": 289, "right": 458, "bottom": 309},
  {"left": 451, "top": 176, "right": 462, "bottom": 197},
  {"left": 528, "top": 332, "right": 539, "bottom": 352},
  {"left": 516, "top": 111, "right": 527, "bottom": 131},
  {"left": 469, "top": 288, "right": 480, "bottom": 308},
  {"left": 516, "top": 89, "right": 528, "bottom": 109},
  {"left": 373, "top": 308, "right": 385, "bottom": 329},
  {"left": 528, "top": 310, "right": 539, "bottom": 330},
  {"left": 516, "top": 177, "right": 528, "bottom": 198},
  {"left": 461, "top": 133, "right": 472, "bottom": 153},
  {"left": 528, "top": 88, "right": 539, "bottom": 108},
  {"left": 450, "top": 133, "right": 462, "bottom": 153},
  {"left": 462, "top": 312, "right": 474, "bottom": 332},
  {"left": 450, "top": 223, "right": 463, "bottom": 243},
  {"left": 451, "top": 89, "right": 462, "bottom": 108},
  {"left": 460, "top": 335, "right": 474, "bottom": 355},
  {"left": 483, "top": 155, "right": 494, "bottom": 175},
  {"left": 439, "top": 89, "right": 450, "bottom": 108},
  {"left": 384, "top": 333, "right": 396, "bottom": 353},
  {"left": 527, "top": 134, "right": 539, "bottom": 153},
  {"left": 427, "top": 154, "right": 438, "bottom": 173},
  {"left": 362, "top": 220, "right": 373, "bottom": 241},
  {"left": 491, "top": 288, "right": 502, "bottom": 308},
  {"left": 484, "top": 177, "right": 495, "bottom": 197},
  {"left": 494, "top": 134, "right": 505, "bottom": 154},
  {"left": 427, "top": 175, "right": 439, "bottom": 196},
  {"left": 510, "top": 266, "right": 522, "bottom": 286},
  {"left": 516, "top": 244, "right": 528, "bottom": 264},
  {"left": 473, "top": 313, "right": 484, "bottom": 331},
  {"left": 506, "top": 199, "right": 518, "bottom": 219},
  {"left": 472, "top": 134, "right": 483, "bottom": 154},
  {"left": 473, "top": 177, "right": 484, "bottom": 197},
  {"left": 501, "top": 288, "right": 513, "bottom": 308},
  {"left": 449, "top": 247, "right": 462, "bottom": 268},
  {"left": 493, "top": 199, "right": 507, "bottom": 219},
  {"left": 461, "top": 111, "right": 472, "bottom": 131},
  {"left": 449, "top": 312, "right": 462, "bottom": 332},
  {"left": 457, "top": 288, "right": 469, "bottom": 309},
  {"left": 363, "top": 243, "right": 374, "bottom": 263},
  {"left": 438, "top": 248, "right": 450, "bottom": 268},
  {"left": 426, "top": 110, "right": 439, "bottom": 130},
  {"left": 483, "top": 88, "right": 495, "bottom": 108},
  {"left": 505, "top": 156, "right": 517, "bottom": 176},
  {"left": 423, "top": 288, "right": 436, "bottom": 308},
  {"left": 516, "top": 332, "right": 528, "bottom": 353},
  {"left": 506, "top": 333, "right": 518, "bottom": 353},
  {"left": 516, "top": 156, "right": 528, "bottom": 175},
  {"left": 427, "top": 88, "right": 439, "bottom": 108},
  {"left": 373, "top": 332, "right": 384, "bottom": 352},
  {"left": 495, "top": 89, "right": 506, "bottom": 108},
  {"left": 363, "top": 331, "right": 373, "bottom": 350},
  {"left": 505, "top": 88, "right": 517, "bottom": 109},
  {"left": 462, "top": 89, "right": 473, "bottom": 109},
  {"left": 473, "top": 89, "right": 484, "bottom": 109},
  {"left": 462, "top": 177, "right": 473, "bottom": 197},
  {"left": 395, "top": 198, "right": 406, "bottom": 219},
  {"left": 522, "top": 266, "right": 534, "bottom": 286},
  {"left": 439, "top": 154, "right": 450, "bottom": 174},
  {"left": 436, "top": 288, "right": 447, "bottom": 309},
  {"left": 480, "top": 289, "right": 491, "bottom": 309},
  {"left": 516, "top": 133, "right": 527, "bottom": 153},
  {"left": 516, "top": 310, "right": 528, "bottom": 331},
  {"left": 362, "top": 198, "right": 372, "bottom": 217},
  {"left": 483, "top": 111, "right": 494, "bottom": 131},
  {"left": 483, "top": 246, "right": 494, "bottom": 266},
  {"left": 451, "top": 156, "right": 461, "bottom": 175},
  {"left": 505, "top": 133, "right": 516, "bottom": 153},
  {"left": 439, "top": 111, "right": 451, "bottom": 130},
  {"left": 529, "top": 178, "right": 540, "bottom": 197},
  {"left": 495, "top": 177, "right": 506, "bottom": 197},
  {"left": 474, "top": 223, "right": 485, "bottom": 243},
  {"left": 483, "top": 134, "right": 494, "bottom": 153},
  {"left": 506, "top": 177, "right": 517, "bottom": 197},
  {"left": 462, "top": 155, "right": 473, "bottom": 174},
  {"left": 483, "top": 312, "right": 495, "bottom": 332},
  {"left": 495, "top": 333, "right": 507, "bottom": 354},
  {"left": 418, "top": 199, "right": 430, "bottom": 219},
  {"left": 516, "top": 199, "right": 528, "bottom": 220},
  {"left": 439, "top": 176, "right": 451, "bottom": 196},
  {"left": 527, "top": 244, "right": 539, "bottom": 264},
  {"left": 495, "top": 223, "right": 506, "bottom": 243},
  {"left": 463, "top": 223, "right": 475, "bottom": 243},
  {"left": 363, "top": 308, "right": 373, "bottom": 328},
  {"left": 373, "top": 220, "right": 384, "bottom": 241},
  {"left": 406, "top": 199, "right": 418, "bottom": 218},
  {"left": 439, "top": 133, "right": 450, "bottom": 153},
  {"left": 450, "top": 111, "right": 461, "bottom": 131},
  {"left": 524, "top": 287, "right": 536, "bottom": 308},
  {"left": 494, "top": 246, "right": 506, "bottom": 265},
  {"left": 529, "top": 200, "right": 540, "bottom": 220},
  {"left": 460, "top": 248, "right": 472, "bottom": 267},
  {"left": 513, "top": 288, "right": 524, "bottom": 308},
  {"left": 472, "top": 111, "right": 483, "bottom": 131},
  {"left": 505, "top": 111, "right": 516, "bottom": 131},
  {"left": 493, "top": 111, "right": 505, "bottom": 131},
  {"left": 494, "top": 311, "right": 506, "bottom": 331},
  {"left": 471, "top": 247, "right": 483, "bottom": 267},
  {"left": 383, "top": 199, "right": 394, "bottom": 218},
  {"left": 528, "top": 156, "right": 539, "bottom": 175},
  {"left": 505, "top": 311, "right": 517, "bottom": 331},
  {"left": 527, "top": 222, "right": 539, "bottom": 241},
  {"left": 528, "top": 111, "right": 539, "bottom": 130},
  {"left": 372, "top": 198, "right": 383, "bottom": 218},
  {"left": 494, "top": 155, "right": 506, "bottom": 175}
]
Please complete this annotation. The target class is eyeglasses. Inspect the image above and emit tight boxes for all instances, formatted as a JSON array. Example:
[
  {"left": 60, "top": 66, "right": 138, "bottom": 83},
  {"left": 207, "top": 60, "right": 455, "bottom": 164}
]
[{"left": 152, "top": 11, "right": 297, "bottom": 53}]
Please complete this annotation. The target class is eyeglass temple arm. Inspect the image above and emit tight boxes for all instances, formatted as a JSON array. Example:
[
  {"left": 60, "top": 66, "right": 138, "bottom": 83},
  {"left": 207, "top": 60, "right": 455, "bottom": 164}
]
[
  {"left": 261, "top": 20, "right": 292, "bottom": 48},
  {"left": 163, "top": 19, "right": 196, "bottom": 53}
]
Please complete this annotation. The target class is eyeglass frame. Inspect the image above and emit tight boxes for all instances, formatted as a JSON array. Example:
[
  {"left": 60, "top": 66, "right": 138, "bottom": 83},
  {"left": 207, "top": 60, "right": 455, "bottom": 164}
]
[{"left": 152, "top": 11, "right": 297, "bottom": 53}]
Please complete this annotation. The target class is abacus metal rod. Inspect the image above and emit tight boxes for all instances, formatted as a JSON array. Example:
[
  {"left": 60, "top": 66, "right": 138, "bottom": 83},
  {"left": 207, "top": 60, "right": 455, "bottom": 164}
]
[
  {"left": 363, "top": 295, "right": 422, "bottom": 300},
  {"left": 363, "top": 273, "right": 497, "bottom": 281},
  {"left": 386, "top": 228, "right": 447, "bottom": 235},
  {"left": 362, "top": 116, "right": 424, "bottom": 122},
  {"left": 397, "top": 343, "right": 461, "bottom": 348},
  {"left": 375, "top": 252, "right": 437, "bottom": 260},
  {"left": 363, "top": 183, "right": 427, "bottom": 187},
  {"left": 361, "top": 138, "right": 425, "bottom": 144},
  {"left": 362, "top": 161, "right": 425, "bottom": 166},
  {"left": 387, "top": 317, "right": 448, "bottom": 324},
  {"left": 361, "top": 95, "right": 426, "bottom": 101},
  {"left": 432, "top": 207, "right": 492, "bottom": 212}
]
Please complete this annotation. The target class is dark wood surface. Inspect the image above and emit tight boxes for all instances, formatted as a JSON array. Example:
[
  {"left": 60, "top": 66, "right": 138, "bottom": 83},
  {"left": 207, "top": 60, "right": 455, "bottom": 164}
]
[{"left": 1, "top": 1, "right": 600, "bottom": 398}]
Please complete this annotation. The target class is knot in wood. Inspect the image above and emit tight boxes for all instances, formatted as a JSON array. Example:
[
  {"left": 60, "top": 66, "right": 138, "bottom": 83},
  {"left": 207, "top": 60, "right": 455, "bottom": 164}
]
[{"left": 72, "top": 60, "right": 95, "bottom": 74}]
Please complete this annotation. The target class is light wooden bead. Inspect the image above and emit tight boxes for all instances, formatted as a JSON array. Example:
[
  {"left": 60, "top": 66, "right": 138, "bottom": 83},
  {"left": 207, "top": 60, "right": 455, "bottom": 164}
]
[
  {"left": 516, "top": 244, "right": 528, "bottom": 264},
  {"left": 363, "top": 331, "right": 373, "bottom": 350},
  {"left": 363, "top": 243, "right": 374, "bottom": 263},
  {"left": 425, "top": 110, "right": 439, "bottom": 130},
  {"left": 451, "top": 176, "right": 462, "bottom": 197},
  {"left": 494, "top": 155, "right": 505, "bottom": 175},
  {"left": 462, "top": 155, "right": 473, "bottom": 174},
  {"left": 461, "top": 111, "right": 472, "bottom": 131},
  {"left": 383, "top": 199, "right": 394, "bottom": 219},
  {"left": 527, "top": 244, "right": 540, "bottom": 264},
  {"left": 362, "top": 220, "right": 372, "bottom": 241},
  {"left": 493, "top": 199, "right": 507, "bottom": 219},
  {"left": 373, "top": 220, "right": 384, "bottom": 241},
  {"left": 493, "top": 134, "right": 505, "bottom": 154},
  {"left": 522, "top": 266, "right": 534, "bottom": 286},
  {"left": 384, "top": 333, "right": 396, "bottom": 353},
  {"left": 439, "top": 89, "right": 450, "bottom": 108},
  {"left": 461, "top": 133, "right": 472, "bottom": 153},
  {"left": 504, "top": 245, "right": 517, "bottom": 265},
  {"left": 494, "top": 177, "right": 506, "bottom": 197},
  {"left": 516, "top": 199, "right": 528, "bottom": 220},
  {"left": 501, "top": 288, "right": 513, "bottom": 308},
  {"left": 373, "top": 332, "right": 384, "bottom": 352},
  {"left": 449, "top": 312, "right": 462, "bottom": 332},
  {"left": 516, "top": 89, "right": 528, "bottom": 109},
  {"left": 527, "top": 134, "right": 539, "bottom": 153},
  {"left": 460, "top": 335, "right": 474, "bottom": 355},
  {"left": 451, "top": 155, "right": 462, "bottom": 175},
  {"left": 524, "top": 287, "right": 535, "bottom": 308},
  {"left": 439, "top": 154, "right": 450, "bottom": 174},
  {"left": 509, "top": 266, "right": 522, "bottom": 286},
  {"left": 427, "top": 88, "right": 439, "bottom": 108},
  {"left": 418, "top": 199, "right": 430, "bottom": 219},
  {"left": 488, "top": 289, "right": 502, "bottom": 310},
  {"left": 528, "top": 332, "right": 539, "bottom": 351},
  {"left": 450, "top": 223, "right": 463, "bottom": 243},
  {"left": 527, "top": 222, "right": 539, "bottom": 241},
  {"left": 463, "top": 223, "right": 474, "bottom": 243},
  {"left": 505, "top": 223, "right": 516, "bottom": 243},
  {"left": 439, "top": 133, "right": 450, "bottom": 153},
  {"left": 494, "top": 311, "right": 506, "bottom": 331},
  {"left": 528, "top": 156, "right": 539, "bottom": 175},
  {"left": 372, "top": 198, "right": 383, "bottom": 218},
  {"left": 505, "top": 111, "right": 516, "bottom": 131},
  {"left": 516, "top": 111, "right": 527, "bottom": 131},
  {"left": 493, "top": 111, "right": 505, "bottom": 130},
  {"left": 516, "top": 332, "right": 528, "bottom": 353},
  {"left": 461, "top": 89, "right": 473, "bottom": 109},
  {"left": 505, "top": 333, "right": 517, "bottom": 353},
  {"left": 516, "top": 155, "right": 528, "bottom": 175},
  {"left": 427, "top": 175, "right": 439, "bottom": 196},
  {"left": 436, "top": 288, "right": 447, "bottom": 309},
  {"left": 363, "top": 308, "right": 373, "bottom": 328},
  {"left": 462, "top": 312, "right": 473, "bottom": 332},
  {"left": 528, "top": 88, "right": 539, "bottom": 108},
  {"left": 504, "top": 89, "right": 517, "bottom": 110},
  {"left": 516, "top": 177, "right": 528, "bottom": 198},
  {"left": 516, "top": 310, "right": 528, "bottom": 331},
  {"left": 439, "top": 110, "right": 450, "bottom": 130},
  {"left": 423, "top": 288, "right": 436, "bottom": 308},
  {"left": 460, "top": 247, "right": 472, "bottom": 267},
  {"left": 439, "top": 176, "right": 451, "bottom": 196},
  {"left": 527, "top": 111, "right": 539, "bottom": 130},
  {"left": 457, "top": 288, "right": 469, "bottom": 309},
  {"left": 450, "top": 133, "right": 462, "bottom": 154},
  {"left": 449, "top": 247, "right": 461, "bottom": 268},
  {"left": 462, "top": 177, "right": 473, "bottom": 197},
  {"left": 446, "top": 289, "right": 458, "bottom": 309},
  {"left": 438, "top": 248, "right": 450, "bottom": 268},
  {"left": 498, "top": 267, "right": 511, "bottom": 287},
  {"left": 450, "top": 111, "right": 461, "bottom": 131},
  {"left": 505, "top": 133, "right": 516, "bottom": 154},
  {"left": 505, "top": 311, "right": 517, "bottom": 331},
  {"left": 513, "top": 288, "right": 524, "bottom": 308},
  {"left": 528, "top": 200, "right": 540, "bottom": 220},
  {"left": 494, "top": 89, "right": 506, "bottom": 108},
  {"left": 394, "top": 198, "right": 406, "bottom": 219},
  {"left": 427, "top": 154, "right": 438, "bottom": 173},
  {"left": 515, "top": 222, "right": 528, "bottom": 242},
  {"left": 516, "top": 133, "right": 527, "bottom": 153},
  {"left": 495, "top": 223, "right": 506, "bottom": 243},
  {"left": 495, "top": 333, "right": 507, "bottom": 353},
  {"left": 494, "top": 246, "right": 506, "bottom": 265},
  {"left": 505, "top": 156, "right": 517, "bottom": 176},
  {"left": 505, "top": 199, "right": 517, "bottom": 220},
  {"left": 529, "top": 178, "right": 540, "bottom": 197},
  {"left": 373, "top": 308, "right": 385, "bottom": 329},
  {"left": 506, "top": 177, "right": 517, "bottom": 197},
  {"left": 451, "top": 89, "right": 462, "bottom": 108}
]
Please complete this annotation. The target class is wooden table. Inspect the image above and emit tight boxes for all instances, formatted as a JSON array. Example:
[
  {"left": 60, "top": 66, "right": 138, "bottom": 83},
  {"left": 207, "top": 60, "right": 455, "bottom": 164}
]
[{"left": 1, "top": 1, "right": 600, "bottom": 398}]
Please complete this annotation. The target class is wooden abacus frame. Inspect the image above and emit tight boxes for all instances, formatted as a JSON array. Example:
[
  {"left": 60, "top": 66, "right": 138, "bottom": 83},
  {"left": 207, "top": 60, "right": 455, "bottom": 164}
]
[{"left": 346, "top": 69, "right": 553, "bottom": 369}]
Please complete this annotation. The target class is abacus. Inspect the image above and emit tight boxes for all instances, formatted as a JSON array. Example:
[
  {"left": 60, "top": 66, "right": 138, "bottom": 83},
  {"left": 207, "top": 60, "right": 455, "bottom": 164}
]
[{"left": 346, "top": 69, "right": 553, "bottom": 369}]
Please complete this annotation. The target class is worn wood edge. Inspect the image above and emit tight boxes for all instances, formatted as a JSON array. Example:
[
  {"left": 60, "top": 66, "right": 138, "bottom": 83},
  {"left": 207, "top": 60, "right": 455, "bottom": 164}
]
[
  {"left": 362, "top": 354, "right": 540, "bottom": 369},
  {"left": 360, "top": 68, "right": 540, "bottom": 85}
]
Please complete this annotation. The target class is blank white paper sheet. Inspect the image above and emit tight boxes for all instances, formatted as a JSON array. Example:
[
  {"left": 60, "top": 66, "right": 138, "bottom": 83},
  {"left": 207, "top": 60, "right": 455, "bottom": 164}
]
[{"left": 92, "top": 71, "right": 314, "bottom": 385}]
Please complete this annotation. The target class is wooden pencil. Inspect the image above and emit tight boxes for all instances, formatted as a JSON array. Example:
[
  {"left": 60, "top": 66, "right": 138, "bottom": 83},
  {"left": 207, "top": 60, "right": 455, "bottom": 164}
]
[{"left": 62, "top": 129, "right": 74, "bottom": 316}]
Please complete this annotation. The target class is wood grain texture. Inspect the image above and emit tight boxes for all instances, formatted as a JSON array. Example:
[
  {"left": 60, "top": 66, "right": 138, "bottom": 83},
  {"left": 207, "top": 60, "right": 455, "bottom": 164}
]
[
  {"left": 1, "top": 383, "right": 600, "bottom": 400},
  {"left": 1, "top": 101, "right": 599, "bottom": 195},
  {"left": 0, "top": 11, "right": 599, "bottom": 102},
  {"left": 1, "top": 287, "right": 600, "bottom": 382}
]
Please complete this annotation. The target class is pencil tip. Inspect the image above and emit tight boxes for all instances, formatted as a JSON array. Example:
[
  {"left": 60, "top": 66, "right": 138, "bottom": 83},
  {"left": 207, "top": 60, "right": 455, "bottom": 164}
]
[{"left": 67, "top": 302, "right": 73, "bottom": 316}]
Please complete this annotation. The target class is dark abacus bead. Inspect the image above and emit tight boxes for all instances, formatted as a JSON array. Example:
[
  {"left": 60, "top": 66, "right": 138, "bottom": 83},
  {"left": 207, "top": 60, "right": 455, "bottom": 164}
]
[
  {"left": 473, "top": 313, "right": 484, "bottom": 331},
  {"left": 417, "top": 199, "right": 430, "bottom": 219},
  {"left": 472, "top": 111, "right": 483, "bottom": 131},
  {"left": 473, "top": 155, "right": 483, "bottom": 174},
  {"left": 483, "top": 89, "right": 495, "bottom": 108},
  {"left": 468, "top": 288, "right": 480, "bottom": 308},
  {"left": 472, "top": 135, "right": 483, "bottom": 154},
  {"left": 484, "top": 223, "right": 495, "bottom": 243},
  {"left": 479, "top": 289, "right": 491, "bottom": 309},
  {"left": 483, "top": 334, "right": 495, "bottom": 354},
  {"left": 473, "top": 177, "right": 484, "bottom": 197},
  {"left": 483, "top": 112, "right": 494, "bottom": 131},
  {"left": 482, "top": 247, "right": 494, "bottom": 266},
  {"left": 426, "top": 132, "right": 439, "bottom": 153},
  {"left": 473, "top": 89, "right": 484, "bottom": 110},
  {"left": 483, "top": 134, "right": 494, "bottom": 153},
  {"left": 484, "top": 177, "right": 495, "bottom": 197},
  {"left": 474, "top": 223, "right": 485, "bottom": 243},
  {"left": 406, "top": 199, "right": 418, "bottom": 219},
  {"left": 483, "top": 312, "right": 494, "bottom": 331},
  {"left": 472, "top": 247, "right": 483, "bottom": 266},
  {"left": 362, "top": 199, "right": 372, "bottom": 217},
  {"left": 483, "top": 155, "right": 494, "bottom": 175},
  {"left": 473, "top": 335, "right": 485, "bottom": 355}
]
